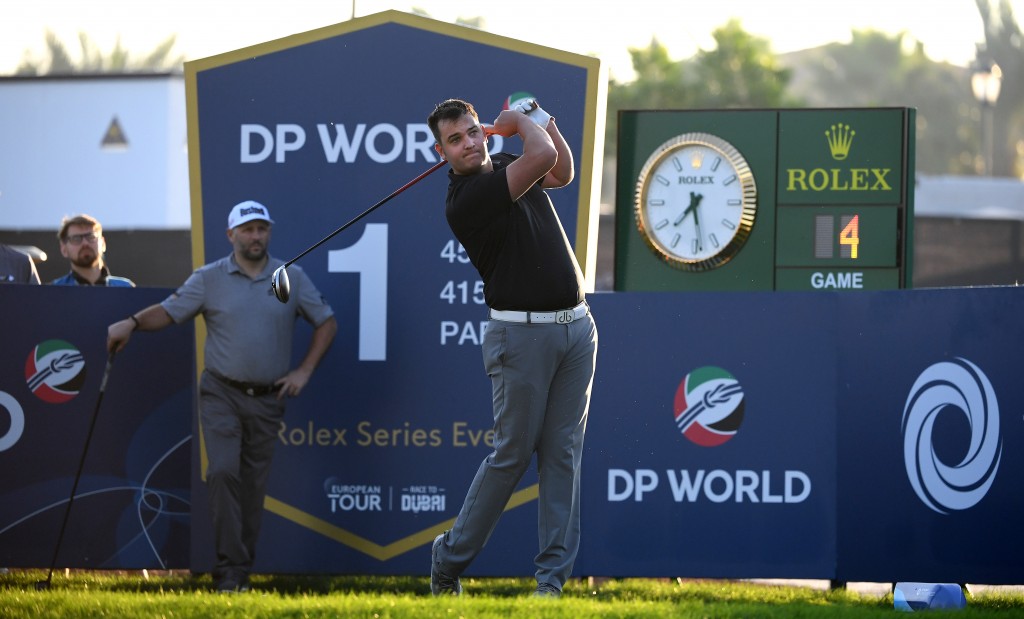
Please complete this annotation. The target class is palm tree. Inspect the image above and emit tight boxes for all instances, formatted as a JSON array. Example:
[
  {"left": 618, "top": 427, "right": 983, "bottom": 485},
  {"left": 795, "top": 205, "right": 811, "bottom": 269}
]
[{"left": 15, "top": 30, "right": 184, "bottom": 75}]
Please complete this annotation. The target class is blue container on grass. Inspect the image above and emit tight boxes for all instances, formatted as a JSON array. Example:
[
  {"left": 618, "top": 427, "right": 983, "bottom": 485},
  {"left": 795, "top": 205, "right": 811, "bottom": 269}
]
[{"left": 894, "top": 582, "right": 966, "bottom": 611}]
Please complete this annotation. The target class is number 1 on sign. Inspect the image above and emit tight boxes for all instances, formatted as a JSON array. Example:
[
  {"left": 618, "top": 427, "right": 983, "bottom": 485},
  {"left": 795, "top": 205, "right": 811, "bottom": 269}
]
[
  {"left": 839, "top": 214, "right": 860, "bottom": 259},
  {"left": 328, "top": 223, "right": 388, "bottom": 361}
]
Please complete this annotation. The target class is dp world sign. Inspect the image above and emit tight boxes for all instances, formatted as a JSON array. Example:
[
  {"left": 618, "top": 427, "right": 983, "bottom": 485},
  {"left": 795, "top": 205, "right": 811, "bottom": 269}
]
[{"left": 184, "top": 10, "right": 604, "bottom": 574}]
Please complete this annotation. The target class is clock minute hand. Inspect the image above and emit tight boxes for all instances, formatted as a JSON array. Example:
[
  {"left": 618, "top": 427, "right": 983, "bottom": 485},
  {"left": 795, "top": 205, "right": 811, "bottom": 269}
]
[{"left": 689, "top": 192, "right": 704, "bottom": 251}]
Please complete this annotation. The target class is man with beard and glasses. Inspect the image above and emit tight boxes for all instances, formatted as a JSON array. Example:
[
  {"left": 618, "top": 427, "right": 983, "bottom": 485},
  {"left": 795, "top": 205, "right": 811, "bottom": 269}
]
[
  {"left": 51, "top": 214, "right": 135, "bottom": 286},
  {"left": 106, "top": 200, "right": 337, "bottom": 593}
]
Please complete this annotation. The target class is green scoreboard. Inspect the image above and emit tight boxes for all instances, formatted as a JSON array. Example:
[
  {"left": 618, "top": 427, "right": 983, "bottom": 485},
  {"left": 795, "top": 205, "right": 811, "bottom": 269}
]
[{"left": 614, "top": 108, "right": 915, "bottom": 291}]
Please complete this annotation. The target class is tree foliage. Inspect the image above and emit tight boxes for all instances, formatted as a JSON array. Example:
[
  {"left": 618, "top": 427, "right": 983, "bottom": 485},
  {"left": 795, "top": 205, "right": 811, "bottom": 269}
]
[
  {"left": 13, "top": 3, "right": 1022, "bottom": 178},
  {"left": 794, "top": 29, "right": 979, "bottom": 175},
  {"left": 606, "top": 20, "right": 794, "bottom": 156},
  {"left": 16, "top": 30, "right": 184, "bottom": 75},
  {"left": 689, "top": 19, "right": 795, "bottom": 109},
  {"left": 411, "top": 7, "right": 484, "bottom": 29},
  {"left": 606, "top": 5, "right": 1022, "bottom": 178},
  {"left": 976, "top": 0, "right": 1024, "bottom": 177}
]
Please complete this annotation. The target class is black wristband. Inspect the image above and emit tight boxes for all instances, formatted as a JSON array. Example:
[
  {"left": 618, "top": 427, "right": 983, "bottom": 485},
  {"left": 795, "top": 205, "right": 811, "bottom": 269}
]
[{"left": 128, "top": 314, "right": 140, "bottom": 331}]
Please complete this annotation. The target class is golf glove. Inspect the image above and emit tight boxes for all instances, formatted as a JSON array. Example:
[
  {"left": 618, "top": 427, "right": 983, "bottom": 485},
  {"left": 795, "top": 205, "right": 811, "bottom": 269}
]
[{"left": 513, "top": 99, "right": 552, "bottom": 129}]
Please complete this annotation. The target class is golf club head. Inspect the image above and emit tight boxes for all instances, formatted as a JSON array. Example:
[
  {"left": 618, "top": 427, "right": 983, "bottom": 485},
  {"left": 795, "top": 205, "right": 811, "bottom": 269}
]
[
  {"left": 35, "top": 580, "right": 50, "bottom": 590},
  {"left": 271, "top": 265, "right": 290, "bottom": 303}
]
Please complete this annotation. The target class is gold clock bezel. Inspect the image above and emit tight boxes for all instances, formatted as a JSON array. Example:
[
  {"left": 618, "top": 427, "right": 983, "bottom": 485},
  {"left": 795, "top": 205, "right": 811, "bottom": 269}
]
[{"left": 634, "top": 132, "right": 757, "bottom": 272}]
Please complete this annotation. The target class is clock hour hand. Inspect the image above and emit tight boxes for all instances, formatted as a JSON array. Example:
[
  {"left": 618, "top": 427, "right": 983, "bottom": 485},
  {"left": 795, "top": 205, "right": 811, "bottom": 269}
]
[{"left": 674, "top": 191, "right": 703, "bottom": 226}]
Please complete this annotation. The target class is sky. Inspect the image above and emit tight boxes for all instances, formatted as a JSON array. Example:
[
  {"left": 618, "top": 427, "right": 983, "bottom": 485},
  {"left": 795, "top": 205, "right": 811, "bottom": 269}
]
[{"left": 0, "top": 0, "right": 1018, "bottom": 80}]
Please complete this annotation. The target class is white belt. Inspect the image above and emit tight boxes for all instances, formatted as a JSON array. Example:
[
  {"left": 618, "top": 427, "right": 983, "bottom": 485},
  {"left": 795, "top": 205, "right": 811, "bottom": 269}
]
[{"left": 489, "top": 301, "right": 589, "bottom": 324}]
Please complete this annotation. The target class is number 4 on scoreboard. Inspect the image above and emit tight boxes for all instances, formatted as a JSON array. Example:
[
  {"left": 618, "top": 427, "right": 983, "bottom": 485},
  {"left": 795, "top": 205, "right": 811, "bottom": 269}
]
[{"left": 839, "top": 214, "right": 860, "bottom": 259}]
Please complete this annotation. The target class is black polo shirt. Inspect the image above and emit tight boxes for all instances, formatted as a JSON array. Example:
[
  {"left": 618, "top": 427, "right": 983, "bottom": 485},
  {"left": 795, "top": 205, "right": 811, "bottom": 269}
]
[{"left": 445, "top": 152, "right": 584, "bottom": 311}]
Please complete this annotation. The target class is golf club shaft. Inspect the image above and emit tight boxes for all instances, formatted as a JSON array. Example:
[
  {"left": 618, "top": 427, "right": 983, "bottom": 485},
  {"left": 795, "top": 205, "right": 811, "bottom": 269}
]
[
  {"left": 41, "top": 351, "right": 115, "bottom": 587},
  {"left": 283, "top": 159, "right": 446, "bottom": 269}
]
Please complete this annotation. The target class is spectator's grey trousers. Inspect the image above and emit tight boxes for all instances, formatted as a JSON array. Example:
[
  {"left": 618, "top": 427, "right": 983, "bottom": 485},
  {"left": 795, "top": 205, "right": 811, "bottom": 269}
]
[
  {"left": 435, "top": 312, "right": 598, "bottom": 589},
  {"left": 199, "top": 371, "right": 285, "bottom": 579}
]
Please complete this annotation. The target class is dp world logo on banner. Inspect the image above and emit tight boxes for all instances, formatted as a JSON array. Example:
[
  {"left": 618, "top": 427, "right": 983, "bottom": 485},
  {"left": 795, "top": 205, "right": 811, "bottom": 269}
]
[
  {"left": 24, "top": 340, "right": 86, "bottom": 404},
  {"left": 902, "top": 358, "right": 1002, "bottom": 514},
  {"left": 674, "top": 366, "right": 745, "bottom": 447}
]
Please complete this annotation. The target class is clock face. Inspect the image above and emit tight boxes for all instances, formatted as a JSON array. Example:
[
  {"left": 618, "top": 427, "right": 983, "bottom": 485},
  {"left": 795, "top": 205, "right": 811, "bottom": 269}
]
[{"left": 635, "top": 133, "right": 757, "bottom": 271}]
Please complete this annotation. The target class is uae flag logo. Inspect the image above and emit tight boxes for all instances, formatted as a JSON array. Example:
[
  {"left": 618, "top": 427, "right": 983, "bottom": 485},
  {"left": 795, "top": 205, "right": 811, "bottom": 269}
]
[
  {"left": 674, "top": 366, "right": 745, "bottom": 447},
  {"left": 503, "top": 91, "right": 534, "bottom": 111},
  {"left": 25, "top": 340, "right": 86, "bottom": 403}
]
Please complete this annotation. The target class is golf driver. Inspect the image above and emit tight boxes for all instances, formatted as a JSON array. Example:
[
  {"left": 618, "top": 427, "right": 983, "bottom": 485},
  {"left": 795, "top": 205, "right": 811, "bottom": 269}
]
[
  {"left": 36, "top": 350, "right": 116, "bottom": 590},
  {"left": 271, "top": 159, "right": 447, "bottom": 303}
]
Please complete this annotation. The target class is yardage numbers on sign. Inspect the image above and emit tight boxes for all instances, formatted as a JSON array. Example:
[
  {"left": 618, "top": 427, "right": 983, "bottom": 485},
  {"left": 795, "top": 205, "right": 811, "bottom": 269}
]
[{"left": 439, "top": 238, "right": 488, "bottom": 346}]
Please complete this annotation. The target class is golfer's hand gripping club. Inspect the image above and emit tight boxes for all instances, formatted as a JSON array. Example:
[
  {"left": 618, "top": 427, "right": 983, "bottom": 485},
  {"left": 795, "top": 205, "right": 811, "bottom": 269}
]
[{"left": 513, "top": 99, "right": 552, "bottom": 128}]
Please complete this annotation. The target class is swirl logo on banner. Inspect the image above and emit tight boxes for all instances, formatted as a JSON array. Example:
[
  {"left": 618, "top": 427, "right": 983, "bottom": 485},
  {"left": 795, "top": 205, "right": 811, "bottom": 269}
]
[
  {"left": 0, "top": 392, "right": 25, "bottom": 452},
  {"left": 902, "top": 358, "right": 1002, "bottom": 514}
]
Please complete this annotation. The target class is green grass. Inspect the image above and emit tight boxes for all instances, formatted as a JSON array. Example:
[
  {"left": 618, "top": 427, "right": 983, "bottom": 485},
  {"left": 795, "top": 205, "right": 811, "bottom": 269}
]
[{"left": 1, "top": 570, "right": 1022, "bottom": 618}]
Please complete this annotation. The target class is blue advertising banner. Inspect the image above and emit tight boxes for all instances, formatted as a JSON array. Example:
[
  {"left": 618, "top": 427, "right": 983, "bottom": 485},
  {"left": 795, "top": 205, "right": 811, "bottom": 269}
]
[
  {"left": 580, "top": 291, "right": 839, "bottom": 578},
  {"left": 835, "top": 287, "right": 1024, "bottom": 583},
  {"left": 184, "top": 11, "right": 604, "bottom": 574},
  {"left": 580, "top": 287, "right": 1023, "bottom": 583},
  {"left": 0, "top": 286, "right": 193, "bottom": 569},
  {"left": 2, "top": 285, "right": 1021, "bottom": 581}
]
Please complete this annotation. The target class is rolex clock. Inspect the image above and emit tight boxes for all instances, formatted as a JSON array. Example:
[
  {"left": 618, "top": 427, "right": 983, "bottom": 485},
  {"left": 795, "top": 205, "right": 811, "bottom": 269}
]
[{"left": 634, "top": 132, "right": 757, "bottom": 271}]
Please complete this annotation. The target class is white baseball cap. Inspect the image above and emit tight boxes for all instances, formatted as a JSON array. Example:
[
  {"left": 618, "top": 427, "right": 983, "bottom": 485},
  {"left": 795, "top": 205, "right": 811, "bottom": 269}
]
[{"left": 227, "top": 200, "right": 275, "bottom": 229}]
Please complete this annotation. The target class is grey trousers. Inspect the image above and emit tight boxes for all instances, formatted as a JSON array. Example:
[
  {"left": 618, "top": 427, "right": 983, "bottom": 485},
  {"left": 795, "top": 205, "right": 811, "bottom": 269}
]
[
  {"left": 198, "top": 371, "right": 285, "bottom": 578},
  {"left": 436, "top": 312, "right": 598, "bottom": 589}
]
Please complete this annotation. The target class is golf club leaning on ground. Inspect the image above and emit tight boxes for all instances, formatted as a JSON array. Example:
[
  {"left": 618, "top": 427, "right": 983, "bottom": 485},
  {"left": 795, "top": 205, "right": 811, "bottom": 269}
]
[
  {"left": 271, "top": 158, "right": 448, "bottom": 303},
  {"left": 36, "top": 351, "right": 117, "bottom": 590}
]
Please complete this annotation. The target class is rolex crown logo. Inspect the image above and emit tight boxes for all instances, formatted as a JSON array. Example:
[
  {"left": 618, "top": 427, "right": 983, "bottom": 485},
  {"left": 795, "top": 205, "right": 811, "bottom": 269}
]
[
  {"left": 825, "top": 123, "right": 854, "bottom": 160},
  {"left": 690, "top": 149, "right": 704, "bottom": 169}
]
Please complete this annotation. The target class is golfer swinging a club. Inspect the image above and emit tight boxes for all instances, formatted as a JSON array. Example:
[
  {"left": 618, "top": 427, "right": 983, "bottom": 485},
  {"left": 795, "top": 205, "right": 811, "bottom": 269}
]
[
  {"left": 426, "top": 98, "right": 598, "bottom": 597},
  {"left": 106, "top": 201, "right": 337, "bottom": 592}
]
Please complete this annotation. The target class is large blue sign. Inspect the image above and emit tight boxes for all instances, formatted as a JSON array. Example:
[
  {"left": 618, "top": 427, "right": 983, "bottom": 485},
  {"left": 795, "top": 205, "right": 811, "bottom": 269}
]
[
  {"left": 1, "top": 285, "right": 1021, "bottom": 582},
  {"left": 184, "top": 10, "right": 604, "bottom": 575},
  {"left": 581, "top": 287, "right": 1023, "bottom": 583}
]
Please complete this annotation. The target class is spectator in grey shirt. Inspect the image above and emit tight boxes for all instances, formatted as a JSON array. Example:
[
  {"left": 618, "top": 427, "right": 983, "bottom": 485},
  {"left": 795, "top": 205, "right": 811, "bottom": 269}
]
[{"left": 106, "top": 200, "right": 337, "bottom": 593}]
